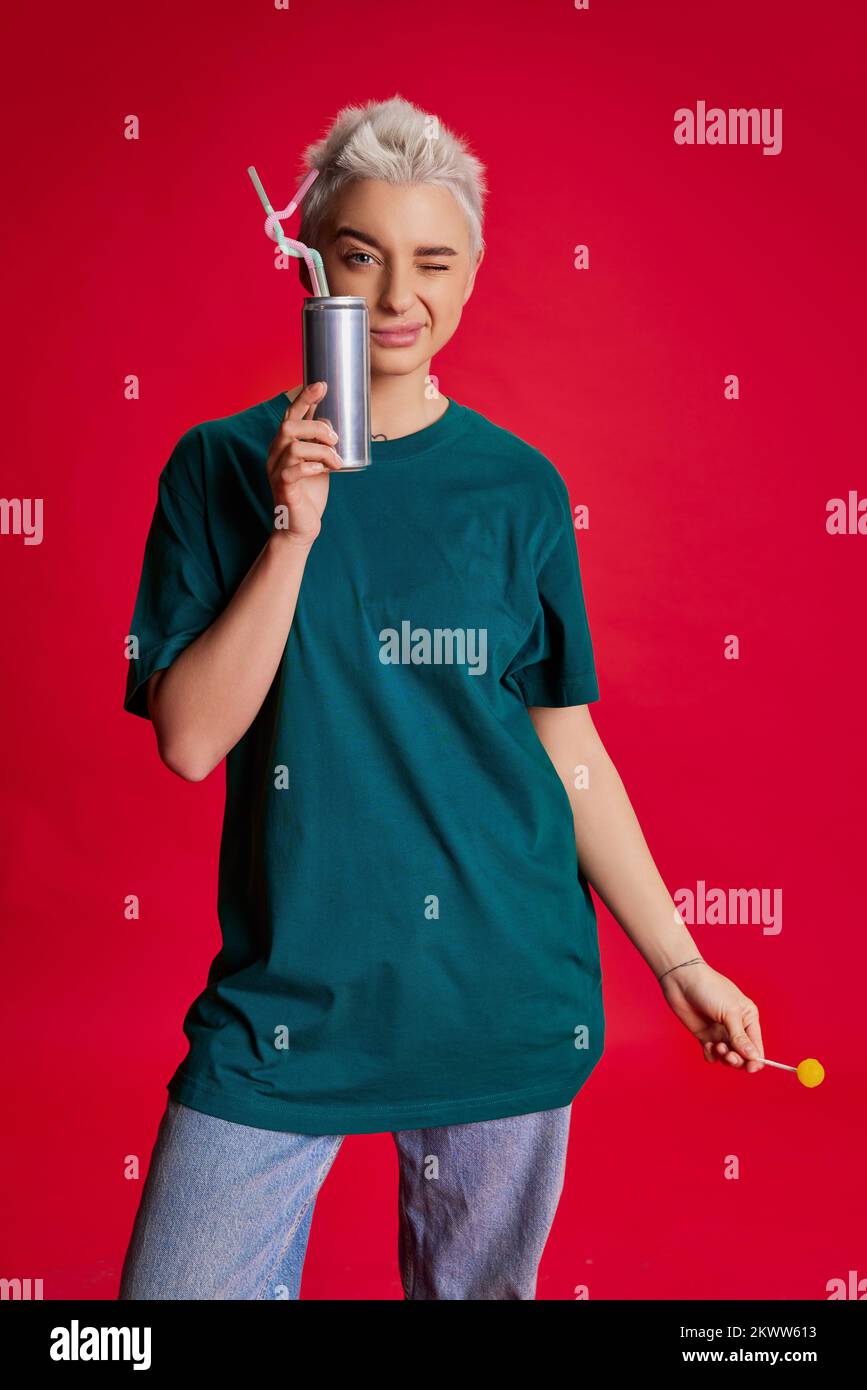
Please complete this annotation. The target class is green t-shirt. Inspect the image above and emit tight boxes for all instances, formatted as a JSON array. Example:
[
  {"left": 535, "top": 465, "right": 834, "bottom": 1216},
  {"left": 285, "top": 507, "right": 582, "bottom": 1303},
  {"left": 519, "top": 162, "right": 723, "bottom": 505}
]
[{"left": 123, "top": 389, "right": 605, "bottom": 1134}]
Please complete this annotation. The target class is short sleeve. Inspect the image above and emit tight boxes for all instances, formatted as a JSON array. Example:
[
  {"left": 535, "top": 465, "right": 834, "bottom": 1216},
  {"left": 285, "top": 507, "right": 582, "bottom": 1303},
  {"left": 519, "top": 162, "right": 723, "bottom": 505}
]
[
  {"left": 123, "top": 433, "right": 225, "bottom": 721},
  {"left": 506, "top": 478, "right": 600, "bottom": 708}
]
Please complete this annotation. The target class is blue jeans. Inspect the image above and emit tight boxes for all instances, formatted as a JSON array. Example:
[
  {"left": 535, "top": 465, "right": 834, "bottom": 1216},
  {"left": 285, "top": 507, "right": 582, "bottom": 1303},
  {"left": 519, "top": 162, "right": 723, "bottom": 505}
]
[{"left": 118, "top": 1097, "right": 572, "bottom": 1300}]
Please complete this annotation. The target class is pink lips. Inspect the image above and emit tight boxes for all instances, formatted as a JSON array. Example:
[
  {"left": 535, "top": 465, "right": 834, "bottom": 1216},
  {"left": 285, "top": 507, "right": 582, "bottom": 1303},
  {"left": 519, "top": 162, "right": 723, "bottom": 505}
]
[{"left": 371, "top": 323, "right": 423, "bottom": 347}]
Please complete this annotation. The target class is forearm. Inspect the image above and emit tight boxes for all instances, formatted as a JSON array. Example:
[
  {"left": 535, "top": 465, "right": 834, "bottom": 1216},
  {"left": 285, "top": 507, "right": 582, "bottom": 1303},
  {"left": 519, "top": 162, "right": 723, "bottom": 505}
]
[
  {"left": 530, "top": 706, "right": 700, "bottom": 978},
  {"left": 150, "top": 533, "right": 312, "bottom": 780}
]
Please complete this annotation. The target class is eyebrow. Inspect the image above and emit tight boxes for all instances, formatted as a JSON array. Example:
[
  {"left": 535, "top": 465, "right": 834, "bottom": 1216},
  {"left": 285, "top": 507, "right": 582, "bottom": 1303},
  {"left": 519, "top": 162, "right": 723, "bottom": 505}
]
[{"left": 333, "top": 225, "right": 459, "bottom": 257}]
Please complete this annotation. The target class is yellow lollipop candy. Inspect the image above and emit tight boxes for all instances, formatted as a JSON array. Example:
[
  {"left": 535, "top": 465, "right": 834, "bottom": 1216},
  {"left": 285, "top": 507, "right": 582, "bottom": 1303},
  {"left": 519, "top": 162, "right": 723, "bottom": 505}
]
[
  {"left": 796, "top": 1058, "right": 825, "bottom": 1088},
  {"left": 753, "top": 1055, "right": 826, "bottom": 1086}
]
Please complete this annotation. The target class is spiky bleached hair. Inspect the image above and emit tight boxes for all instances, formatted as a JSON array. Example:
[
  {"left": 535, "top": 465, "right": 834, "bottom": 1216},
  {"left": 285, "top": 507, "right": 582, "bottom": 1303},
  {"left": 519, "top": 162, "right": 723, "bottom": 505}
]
[{"left": 297, "top": 95, "right": 488, "bottom": 266}]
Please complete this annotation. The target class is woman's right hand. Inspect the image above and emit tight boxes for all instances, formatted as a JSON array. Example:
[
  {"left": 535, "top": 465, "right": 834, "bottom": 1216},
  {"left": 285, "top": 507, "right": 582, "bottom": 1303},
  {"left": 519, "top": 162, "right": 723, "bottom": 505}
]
[{"left": 265, "top": 380, "right": 344, "bottom": 548}]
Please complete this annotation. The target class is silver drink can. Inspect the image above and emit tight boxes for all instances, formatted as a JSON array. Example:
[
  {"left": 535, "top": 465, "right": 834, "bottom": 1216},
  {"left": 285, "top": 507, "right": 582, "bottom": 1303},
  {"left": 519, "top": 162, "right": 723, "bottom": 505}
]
[{"left": 302, "top": 296, "right": 371, "bottom": 470}]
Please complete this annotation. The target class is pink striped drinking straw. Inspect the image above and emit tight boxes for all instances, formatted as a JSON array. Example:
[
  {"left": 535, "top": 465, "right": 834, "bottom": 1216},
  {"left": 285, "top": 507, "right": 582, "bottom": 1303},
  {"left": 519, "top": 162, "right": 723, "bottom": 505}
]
[{"left": 247, "top": 165, "right": 325, "bottom": 295}]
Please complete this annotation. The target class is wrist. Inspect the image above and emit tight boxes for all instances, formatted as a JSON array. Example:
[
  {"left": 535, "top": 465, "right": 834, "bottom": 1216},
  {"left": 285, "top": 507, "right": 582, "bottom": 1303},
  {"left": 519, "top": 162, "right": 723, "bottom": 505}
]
[
  {"left": 643, "top": 908, "right": 702, "bottom": 981},
  {"left": 266, "top": 529, "right": 317, "bottom": 560},
  {"left": 656, "top": 956, "right": 707, "bottom": 984}
]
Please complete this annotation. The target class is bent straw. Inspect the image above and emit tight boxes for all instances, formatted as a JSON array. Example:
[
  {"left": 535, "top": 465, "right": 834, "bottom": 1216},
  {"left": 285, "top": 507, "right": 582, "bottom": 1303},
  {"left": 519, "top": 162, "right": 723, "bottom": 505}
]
[
  {"left": 263, "top": 167, "right": 319, "bottom": 238},
  {"left": 272, "top": 230, "right": 329, "bottom": 298},
  {"left": 247, "top": 165, "right": 330, "bottom": 296},
  {"left": 247, "top": 165, "right": 322, "bottom": 292},
  {"left": 263, "top": 169, "right": 330, "bottom": 297},
  {"left": 248, "top": 165, "right": 317, "bottom": 276}
]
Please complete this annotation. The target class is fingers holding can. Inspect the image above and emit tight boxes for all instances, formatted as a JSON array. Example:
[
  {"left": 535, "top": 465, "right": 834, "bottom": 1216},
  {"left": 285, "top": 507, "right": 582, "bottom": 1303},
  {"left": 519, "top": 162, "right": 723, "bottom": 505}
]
[{"left": 284, "top": 379, "right": 327, "bottom": 423}]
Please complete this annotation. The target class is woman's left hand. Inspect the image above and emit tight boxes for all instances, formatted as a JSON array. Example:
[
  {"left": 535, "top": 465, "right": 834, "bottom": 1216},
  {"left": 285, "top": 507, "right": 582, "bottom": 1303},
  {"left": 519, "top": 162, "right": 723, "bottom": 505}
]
[{"left": 659, "top": 961, "right": 765, "bottom": 1073}]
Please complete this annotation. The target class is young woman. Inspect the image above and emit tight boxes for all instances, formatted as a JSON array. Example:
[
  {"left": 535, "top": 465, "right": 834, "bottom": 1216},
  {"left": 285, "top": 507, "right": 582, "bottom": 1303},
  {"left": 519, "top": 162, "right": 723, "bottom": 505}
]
[{"left": 119, "top": 95, "right": 765, "bottom": 1301}]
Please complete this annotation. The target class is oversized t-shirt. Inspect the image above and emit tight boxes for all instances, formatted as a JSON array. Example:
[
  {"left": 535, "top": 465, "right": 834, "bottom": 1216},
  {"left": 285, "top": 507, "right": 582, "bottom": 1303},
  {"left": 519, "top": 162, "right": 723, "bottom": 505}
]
[{"left": 123, "top": 388, "right": 605, "bottom": 1135}]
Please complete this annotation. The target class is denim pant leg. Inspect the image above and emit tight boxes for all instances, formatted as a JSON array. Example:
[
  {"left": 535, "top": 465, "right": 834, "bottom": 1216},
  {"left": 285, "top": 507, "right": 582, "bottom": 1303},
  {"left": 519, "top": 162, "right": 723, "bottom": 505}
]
[
  {"left": 119, "top": 1098, "right": 343, "bottom": 1300},
  {"left": 392, "top": 1103, "right": 572, "bottom": 1300}
]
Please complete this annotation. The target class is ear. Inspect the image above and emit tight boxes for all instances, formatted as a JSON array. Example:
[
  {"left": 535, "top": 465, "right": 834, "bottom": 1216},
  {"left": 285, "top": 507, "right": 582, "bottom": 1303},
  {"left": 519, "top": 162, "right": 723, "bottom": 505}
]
[{"left": 463, "top": 246, "right": 485, "bottom": 304}]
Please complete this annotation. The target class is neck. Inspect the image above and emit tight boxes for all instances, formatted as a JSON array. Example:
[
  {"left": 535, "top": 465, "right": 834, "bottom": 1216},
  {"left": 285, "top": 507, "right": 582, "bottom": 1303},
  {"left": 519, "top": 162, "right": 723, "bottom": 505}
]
[
  {"left": 286, "top": 363, "right": 449, "bottom": 443},
  {"left": 369, "top": 364, "right": 448, "bottom": 441}
]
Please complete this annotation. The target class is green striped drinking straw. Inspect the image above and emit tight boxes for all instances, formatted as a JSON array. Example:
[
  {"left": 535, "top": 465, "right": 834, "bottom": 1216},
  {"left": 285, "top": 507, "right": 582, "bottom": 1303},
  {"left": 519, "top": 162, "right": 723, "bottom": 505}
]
[{"left": 247, "top": 165, "right": 330, "bottom": 297}]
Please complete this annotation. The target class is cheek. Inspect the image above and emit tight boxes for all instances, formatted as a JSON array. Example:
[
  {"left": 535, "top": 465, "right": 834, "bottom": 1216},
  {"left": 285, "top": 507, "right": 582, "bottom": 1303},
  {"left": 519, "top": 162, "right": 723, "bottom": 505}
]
[{"left": 429, "top": 282, "right": 465, "bottom": 322}]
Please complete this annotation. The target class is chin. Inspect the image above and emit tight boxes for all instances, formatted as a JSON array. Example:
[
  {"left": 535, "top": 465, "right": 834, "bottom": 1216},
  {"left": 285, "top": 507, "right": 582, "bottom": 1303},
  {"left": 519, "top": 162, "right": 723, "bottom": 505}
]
[{"left": 371, "top": 354, "right": 426, "bottom": 375}]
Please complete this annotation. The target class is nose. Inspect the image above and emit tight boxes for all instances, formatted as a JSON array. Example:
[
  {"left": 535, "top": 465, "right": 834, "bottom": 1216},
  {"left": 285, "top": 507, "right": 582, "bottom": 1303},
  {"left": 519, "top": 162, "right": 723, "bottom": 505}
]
[{"left": 377, "top": 263, "right": 416, "bottom": 316}]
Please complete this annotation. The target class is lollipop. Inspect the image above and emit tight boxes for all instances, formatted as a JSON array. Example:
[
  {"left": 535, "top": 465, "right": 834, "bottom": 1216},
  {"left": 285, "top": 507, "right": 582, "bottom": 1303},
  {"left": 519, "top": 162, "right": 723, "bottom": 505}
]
[
  {"left": 796, "top": 1058, "right": 825, "bottom": 1088},
  {"left": 754, "top": 1055, "right": 825, "bottom": 1087}
]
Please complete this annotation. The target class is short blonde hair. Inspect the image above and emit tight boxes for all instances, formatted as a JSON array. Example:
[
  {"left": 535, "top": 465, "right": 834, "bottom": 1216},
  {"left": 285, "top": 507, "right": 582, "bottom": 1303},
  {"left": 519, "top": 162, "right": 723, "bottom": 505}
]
[{"left": 297, "top": 94, "right": 487, "bottom": 265}]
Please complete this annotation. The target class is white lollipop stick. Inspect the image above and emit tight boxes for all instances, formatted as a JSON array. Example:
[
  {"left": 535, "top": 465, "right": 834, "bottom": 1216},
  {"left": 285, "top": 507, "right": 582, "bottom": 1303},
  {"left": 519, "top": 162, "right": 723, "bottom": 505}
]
[{"left": 752, "top": 1056, "right": 796, "bottom": 1072}]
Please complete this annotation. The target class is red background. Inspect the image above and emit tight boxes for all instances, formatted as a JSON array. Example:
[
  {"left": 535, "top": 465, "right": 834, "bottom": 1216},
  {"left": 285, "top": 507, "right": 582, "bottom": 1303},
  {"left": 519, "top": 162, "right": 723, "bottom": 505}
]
[{"left": 2, "top": 0, "right": 865, "bottom": 1300}]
